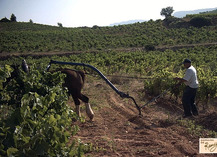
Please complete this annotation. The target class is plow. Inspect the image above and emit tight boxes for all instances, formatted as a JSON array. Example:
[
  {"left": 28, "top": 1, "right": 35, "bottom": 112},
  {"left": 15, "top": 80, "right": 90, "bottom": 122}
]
[{"left": 46, "top": 60, "right": 170, "bottom": 116}]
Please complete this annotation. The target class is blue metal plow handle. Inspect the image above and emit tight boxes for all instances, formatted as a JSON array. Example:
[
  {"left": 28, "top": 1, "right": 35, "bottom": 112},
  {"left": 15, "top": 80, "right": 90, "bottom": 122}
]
[{"left": 46, "top": 60, "right": 142, "bottom": 115}]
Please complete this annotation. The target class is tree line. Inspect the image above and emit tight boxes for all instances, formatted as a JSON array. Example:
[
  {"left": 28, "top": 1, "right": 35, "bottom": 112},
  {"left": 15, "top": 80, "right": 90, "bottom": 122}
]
[
  {"left": 0, "top": 13, "right": 63, "bottom": 27},
  {"left": 0, "top": 13, "right": 34, "bottom": 24},
  {"left": 0, "top": 13, "right": 17, "bottom": 22}
]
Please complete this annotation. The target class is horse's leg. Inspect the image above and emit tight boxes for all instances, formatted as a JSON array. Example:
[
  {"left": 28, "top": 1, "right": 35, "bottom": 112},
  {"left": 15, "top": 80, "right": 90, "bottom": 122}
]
[
  {"left": 72, "top": 95, "right": 81, "bottom": 118},
  {"left": 79, "top": 94, "right": 94, "bottom": 121},
  {"left": 85, "top": 103, "right": 94, "bottom": 121}
]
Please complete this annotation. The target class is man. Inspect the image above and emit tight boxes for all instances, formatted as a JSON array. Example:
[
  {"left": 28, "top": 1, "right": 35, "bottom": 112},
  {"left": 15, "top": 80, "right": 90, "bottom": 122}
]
[{"left": 174, "top": 59, "right": 199, "bottom": 118}]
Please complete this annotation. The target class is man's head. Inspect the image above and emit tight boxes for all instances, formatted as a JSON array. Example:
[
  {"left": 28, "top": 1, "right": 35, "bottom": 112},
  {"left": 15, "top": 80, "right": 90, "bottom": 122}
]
[{"left": 183, "top": 59, "right": 191, "bottom": 68}]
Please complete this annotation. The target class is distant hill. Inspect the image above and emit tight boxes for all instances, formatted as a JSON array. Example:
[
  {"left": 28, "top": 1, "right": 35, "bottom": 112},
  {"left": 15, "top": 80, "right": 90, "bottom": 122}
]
[
  {"left": 202, "top": 9, "right": 217, "bottom": 14},
  {"left": 111, "top": 8, "right": 217, "bottom": 26},
  {"left": 1, "top": 13, "right": 217, "bottom": 53},
  {"left": 110, "top": 19, "right": 146, "bottom": 26},
  {"left": 174, "top": 7, "right": 217, "bottom": 18}
]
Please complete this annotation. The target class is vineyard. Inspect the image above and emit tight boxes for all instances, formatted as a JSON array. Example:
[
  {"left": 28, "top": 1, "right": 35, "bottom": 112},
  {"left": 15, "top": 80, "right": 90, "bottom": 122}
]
[
  {"left": 0, "top": 13, "right": 217, "bottom": 156},
  {"left": 1, "top": 14, "right": 217, "bottom": 53}
]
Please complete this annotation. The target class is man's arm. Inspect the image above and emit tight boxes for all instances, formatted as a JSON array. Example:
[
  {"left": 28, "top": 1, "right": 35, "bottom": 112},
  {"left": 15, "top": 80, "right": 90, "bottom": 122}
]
[
  {"left": 174, "top": 77, "right": 188, "bottom": 87},
  {"left": 174, "top": 77, "right": 188, "bottom": 83}
]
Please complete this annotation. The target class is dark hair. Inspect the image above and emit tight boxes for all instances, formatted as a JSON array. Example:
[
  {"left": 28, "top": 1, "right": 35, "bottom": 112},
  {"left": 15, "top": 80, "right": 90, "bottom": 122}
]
[{"left": 183, "top": 58, "right": 191, "bottom": 64}]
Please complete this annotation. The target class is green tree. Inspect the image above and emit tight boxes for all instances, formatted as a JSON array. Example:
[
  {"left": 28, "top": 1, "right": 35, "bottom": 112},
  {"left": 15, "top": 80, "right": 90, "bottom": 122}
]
[
  {"left": 160, "top": 7, "right": 174, "bottom": 19},
  {"left": 57, "top": 22, "right": 63, "bottom": 27},
  {"left": 10, "top": 13, "right": 17, "bottom": 22},
  {"left": 29, "top": 19, "right": 33, "bottom": 23}
]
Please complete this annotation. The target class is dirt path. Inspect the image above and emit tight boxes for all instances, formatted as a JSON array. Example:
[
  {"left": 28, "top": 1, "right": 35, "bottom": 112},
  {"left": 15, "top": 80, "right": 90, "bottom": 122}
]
[{"left": 71, "top": 79, "right": 216, "bottom": 156}]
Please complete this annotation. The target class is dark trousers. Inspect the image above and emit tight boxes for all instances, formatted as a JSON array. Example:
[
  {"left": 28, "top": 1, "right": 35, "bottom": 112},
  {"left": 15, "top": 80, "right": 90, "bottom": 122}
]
[{"left": 182, "top": 86, "right": 198, "bottom": 116}]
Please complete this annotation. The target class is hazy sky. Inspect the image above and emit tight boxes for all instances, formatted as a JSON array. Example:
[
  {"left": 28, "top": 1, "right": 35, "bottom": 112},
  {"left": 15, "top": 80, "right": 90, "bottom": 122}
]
[{"left": 0, "top": 0, "right": 216, "bottom": 27}]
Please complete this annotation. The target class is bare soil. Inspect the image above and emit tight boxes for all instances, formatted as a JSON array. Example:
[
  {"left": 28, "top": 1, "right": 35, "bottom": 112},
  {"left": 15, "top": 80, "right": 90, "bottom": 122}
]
[{"left": 70, "top": 77, "right": 217, "bottom": 157}]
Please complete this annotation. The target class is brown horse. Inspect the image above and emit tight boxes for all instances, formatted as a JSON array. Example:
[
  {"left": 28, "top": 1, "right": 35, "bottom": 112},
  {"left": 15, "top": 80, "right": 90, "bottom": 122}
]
[
  {"left": 54, "top": 68, "right": 94, "bottom": 121},
  {"left": 4, "top": 60, "right": 94, "bottom": 121}
]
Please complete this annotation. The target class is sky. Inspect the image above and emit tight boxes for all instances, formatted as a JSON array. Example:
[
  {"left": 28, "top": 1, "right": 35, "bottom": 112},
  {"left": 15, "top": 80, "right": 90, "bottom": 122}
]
[{"left": 0, "top": 0, "right": 217, "bottom": 27}]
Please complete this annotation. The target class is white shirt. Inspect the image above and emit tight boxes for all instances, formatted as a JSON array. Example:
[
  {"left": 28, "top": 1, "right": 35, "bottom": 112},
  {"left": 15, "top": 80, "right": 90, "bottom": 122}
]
[{"left": 183, "top": 65, "right": 199, "bottom": 88}]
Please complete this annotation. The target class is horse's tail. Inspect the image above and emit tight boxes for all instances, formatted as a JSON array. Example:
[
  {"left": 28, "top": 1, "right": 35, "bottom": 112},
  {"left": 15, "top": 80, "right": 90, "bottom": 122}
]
[{"left": 77, "top": 70, "right": 85, "bottom": 82}]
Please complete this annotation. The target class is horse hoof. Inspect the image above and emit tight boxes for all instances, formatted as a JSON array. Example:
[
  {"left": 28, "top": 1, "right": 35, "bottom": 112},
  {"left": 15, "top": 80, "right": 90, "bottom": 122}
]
[
  {"left": 85, "top": 103, "right": 94, "bottom": 120},
  {"left": 88, "top": 114, "right": 94, "bottom": 121}
]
